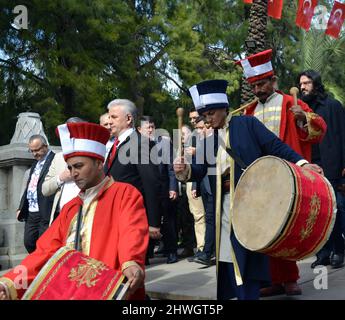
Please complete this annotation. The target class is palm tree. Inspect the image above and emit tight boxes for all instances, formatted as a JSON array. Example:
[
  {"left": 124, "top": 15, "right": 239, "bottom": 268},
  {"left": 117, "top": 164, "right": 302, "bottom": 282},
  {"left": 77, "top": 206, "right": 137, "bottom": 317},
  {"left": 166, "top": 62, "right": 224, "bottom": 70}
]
[{"left": 241, "top": 0, "right": 268, "bottom": 104}]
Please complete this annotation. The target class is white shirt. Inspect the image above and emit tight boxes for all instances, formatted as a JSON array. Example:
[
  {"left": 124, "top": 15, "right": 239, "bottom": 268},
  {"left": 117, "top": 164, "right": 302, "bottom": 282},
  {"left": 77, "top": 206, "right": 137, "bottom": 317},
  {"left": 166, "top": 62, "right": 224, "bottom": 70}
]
[
  {"left": 27, "top": 151, "right": 51, "bottom": 212},
  {"left": 118, "top": 128, "right": 135, "bottom": 146}
]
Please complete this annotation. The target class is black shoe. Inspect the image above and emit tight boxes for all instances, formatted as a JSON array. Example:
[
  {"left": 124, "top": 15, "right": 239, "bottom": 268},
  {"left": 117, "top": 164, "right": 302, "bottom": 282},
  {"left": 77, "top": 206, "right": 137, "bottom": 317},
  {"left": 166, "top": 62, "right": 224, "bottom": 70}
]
[
  {"left": 166, "top": 253, "right": 178, "bottom": 264},
  {"left": 330, "top": 253, "right": 344, "bottom": 269},
  {"left": 193, "top": 252, "right": 213, "bottom": 266},
  {"left": 145, "top": 256, "right": 150, "bottom": 266},
  {"left": 187, "top": 250, "right": 202, "bottom": 262},
  {"left": 178, "top": 248, "right": 195, "bottom": 258},
  {"left": 311, "top": 256, "right": 330, "bottom": 269}
]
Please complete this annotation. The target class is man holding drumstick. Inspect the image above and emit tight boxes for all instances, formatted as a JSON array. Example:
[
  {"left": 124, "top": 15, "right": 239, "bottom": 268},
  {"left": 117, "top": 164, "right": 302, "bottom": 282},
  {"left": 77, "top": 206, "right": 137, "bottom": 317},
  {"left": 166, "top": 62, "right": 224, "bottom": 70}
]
[
  {"left": 174, "top": 79, "right": 323, "bottom": 300},
  {"left": 236, "top": 49, "right": 327, "bottom": 297}
]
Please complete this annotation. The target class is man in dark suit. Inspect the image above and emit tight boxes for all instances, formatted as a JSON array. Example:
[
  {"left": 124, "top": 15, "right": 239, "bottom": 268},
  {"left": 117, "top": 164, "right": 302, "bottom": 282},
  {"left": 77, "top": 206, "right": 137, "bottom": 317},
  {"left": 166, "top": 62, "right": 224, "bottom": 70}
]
[
  {"left": 138, "top": 116, "right": 179, "bottom": 264},
  {"left": 17, "top": 135, "right": 55, "bottom": 253},
  {"left": 104, "top": 99, "right": 162, "bottom": 246}
]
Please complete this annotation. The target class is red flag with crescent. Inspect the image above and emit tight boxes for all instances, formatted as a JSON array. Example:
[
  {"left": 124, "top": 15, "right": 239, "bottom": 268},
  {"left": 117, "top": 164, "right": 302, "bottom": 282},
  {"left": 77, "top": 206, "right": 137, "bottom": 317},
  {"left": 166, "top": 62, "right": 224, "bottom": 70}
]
[
  {"left": 268, "top": 0, "right": 284, "bottom": 20},
  {"left": 325, "top": 1, "right": 345, "bottom": 39},
  {"left": 296, "top": 0, "right": 318, "bottom": 31}
]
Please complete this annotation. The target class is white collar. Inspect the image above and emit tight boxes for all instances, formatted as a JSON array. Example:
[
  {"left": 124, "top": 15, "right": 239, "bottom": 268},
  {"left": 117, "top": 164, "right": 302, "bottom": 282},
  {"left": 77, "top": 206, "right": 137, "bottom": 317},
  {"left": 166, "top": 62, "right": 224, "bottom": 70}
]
[{"left": 117, "top": 128, "right": 135, "bottom": 146}]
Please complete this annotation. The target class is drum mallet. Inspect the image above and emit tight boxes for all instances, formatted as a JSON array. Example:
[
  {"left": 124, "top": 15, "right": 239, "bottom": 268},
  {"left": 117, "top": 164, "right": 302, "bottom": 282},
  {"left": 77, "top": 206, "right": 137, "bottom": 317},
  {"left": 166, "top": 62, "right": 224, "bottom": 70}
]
[
  {"left": 176, "top": 107, "right": 184, "bottom": 157},
  {"left": 289, "top": 87, "right": 299, "bottom": 107}
]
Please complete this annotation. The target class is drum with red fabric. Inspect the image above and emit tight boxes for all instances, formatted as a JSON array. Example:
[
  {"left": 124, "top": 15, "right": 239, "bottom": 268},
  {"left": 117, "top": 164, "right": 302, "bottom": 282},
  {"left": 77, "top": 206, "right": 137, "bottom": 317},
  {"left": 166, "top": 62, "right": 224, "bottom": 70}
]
[
  {"left": 232, "top": 156, "right": 336, "bottom": 261},
  {"left": 22, "top": 246, "right": 128, "bottom": 300}
]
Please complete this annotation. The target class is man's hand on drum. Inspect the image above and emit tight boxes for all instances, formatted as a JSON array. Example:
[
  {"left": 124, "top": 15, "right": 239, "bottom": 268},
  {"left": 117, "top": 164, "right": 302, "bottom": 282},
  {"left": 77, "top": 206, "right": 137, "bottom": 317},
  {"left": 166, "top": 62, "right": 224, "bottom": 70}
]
[
  {"left": 122, "top": 265, "right": 144, "bottom": 297},
  {"left": 173, "top": 157, "right": 186, "bottom": 174},
  {"left": 302, "top": 163, "right": 324, "bottom": 175}
]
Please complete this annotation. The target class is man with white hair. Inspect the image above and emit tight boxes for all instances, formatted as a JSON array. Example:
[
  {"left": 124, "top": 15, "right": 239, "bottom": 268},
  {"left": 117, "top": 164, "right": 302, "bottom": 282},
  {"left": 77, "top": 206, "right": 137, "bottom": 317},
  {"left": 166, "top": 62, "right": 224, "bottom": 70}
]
[{"left": 104, "top": 99, "right": 162, "bottom": 243}]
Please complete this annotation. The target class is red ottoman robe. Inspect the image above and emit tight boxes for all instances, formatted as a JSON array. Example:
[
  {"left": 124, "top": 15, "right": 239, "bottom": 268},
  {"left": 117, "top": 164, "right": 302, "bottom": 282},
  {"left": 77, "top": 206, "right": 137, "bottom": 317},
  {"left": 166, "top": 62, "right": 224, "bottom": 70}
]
[{"left": 1, "top": 179, "right": 149, "bottom": 300}]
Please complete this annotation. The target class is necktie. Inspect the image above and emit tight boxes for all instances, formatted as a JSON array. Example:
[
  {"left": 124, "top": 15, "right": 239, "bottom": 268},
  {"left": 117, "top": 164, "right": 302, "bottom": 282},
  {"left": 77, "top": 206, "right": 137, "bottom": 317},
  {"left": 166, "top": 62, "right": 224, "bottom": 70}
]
[{"left": 108, "top": 138, "right": 119, "bottom": 167}]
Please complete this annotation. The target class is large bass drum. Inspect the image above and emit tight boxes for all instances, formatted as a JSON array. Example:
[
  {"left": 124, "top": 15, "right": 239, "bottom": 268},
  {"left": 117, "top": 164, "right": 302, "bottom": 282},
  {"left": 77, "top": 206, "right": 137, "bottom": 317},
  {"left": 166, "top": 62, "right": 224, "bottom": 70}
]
[{"left": 232, "top": 156, "right": 336, "bottom": 261}]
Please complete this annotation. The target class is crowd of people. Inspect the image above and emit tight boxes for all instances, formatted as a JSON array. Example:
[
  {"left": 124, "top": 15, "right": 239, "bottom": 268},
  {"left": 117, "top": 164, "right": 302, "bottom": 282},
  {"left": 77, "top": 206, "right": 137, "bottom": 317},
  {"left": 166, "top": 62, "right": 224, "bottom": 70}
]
[{"left": 0, "top": 48, "right": 345, "bottom": 301}]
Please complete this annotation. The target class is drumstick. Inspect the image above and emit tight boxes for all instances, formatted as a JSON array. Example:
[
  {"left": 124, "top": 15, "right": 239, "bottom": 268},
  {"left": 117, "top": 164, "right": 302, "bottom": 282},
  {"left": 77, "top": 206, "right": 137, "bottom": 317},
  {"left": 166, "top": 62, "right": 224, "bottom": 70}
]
[
  {"left": 289, "top": 87, "right": 299, "bottom": 107},
  {"left": 176, "top": 107, "right": 184, "bottom": 157},
  {"left": 231, "top": 98, "right": 258, "bottom": 115}
]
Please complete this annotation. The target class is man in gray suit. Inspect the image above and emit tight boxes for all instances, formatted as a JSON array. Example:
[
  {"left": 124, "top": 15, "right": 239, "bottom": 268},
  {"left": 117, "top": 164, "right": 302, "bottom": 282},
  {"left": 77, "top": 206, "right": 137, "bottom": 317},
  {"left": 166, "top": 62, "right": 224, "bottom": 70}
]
[{"left": 17, "top": 135, "right": 55, "bottom": 253}]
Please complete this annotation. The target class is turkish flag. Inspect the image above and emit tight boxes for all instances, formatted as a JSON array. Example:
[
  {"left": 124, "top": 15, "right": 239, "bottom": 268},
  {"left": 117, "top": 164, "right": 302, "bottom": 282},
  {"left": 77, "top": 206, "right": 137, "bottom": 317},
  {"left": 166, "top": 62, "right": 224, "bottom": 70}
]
[
  {"left": 325, "top": 1, "right": 345, "bottom": 39},
  {"left": 295, "top": 0, "right": 318, "bottom": 31},
  {"left": 268, "top": 0, "right": 284, "bottom": 20},
  {"left": 243, "top": 0, "right": 253, "bottom": 3}
]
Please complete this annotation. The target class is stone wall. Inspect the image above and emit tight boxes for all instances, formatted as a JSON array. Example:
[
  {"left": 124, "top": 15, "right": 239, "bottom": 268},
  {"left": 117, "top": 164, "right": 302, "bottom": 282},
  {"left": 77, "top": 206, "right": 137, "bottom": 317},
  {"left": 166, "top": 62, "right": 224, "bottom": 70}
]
[{"left": 0, "top": 113, "right": 61, "bottom": 270}]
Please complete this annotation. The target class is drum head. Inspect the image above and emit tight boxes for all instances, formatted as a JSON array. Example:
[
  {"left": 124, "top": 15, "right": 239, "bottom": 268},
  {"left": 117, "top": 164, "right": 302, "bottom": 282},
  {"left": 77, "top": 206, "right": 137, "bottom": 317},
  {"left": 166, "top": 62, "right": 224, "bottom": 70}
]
[{"left": 232, "top": 156, "right": 295, "bottom": 251}]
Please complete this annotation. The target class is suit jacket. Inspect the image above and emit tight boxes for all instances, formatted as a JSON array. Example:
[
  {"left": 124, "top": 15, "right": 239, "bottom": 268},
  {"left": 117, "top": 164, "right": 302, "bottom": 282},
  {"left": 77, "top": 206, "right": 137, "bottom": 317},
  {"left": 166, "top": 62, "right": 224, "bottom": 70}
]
[
  {"left": 42, "top": 152, "right": 80, "bottom": 225},
  {"left": 154, "top": 136, "right": 178, "bottom": 196},
  {"left": 189, "top": 116, "right": 303, "bottom": 286},
  {"left": 104, "top": 130, "right": 161, "bottom": 227},
  {"left": 18, "top": 151, "right": 56, "bottom": 223}
]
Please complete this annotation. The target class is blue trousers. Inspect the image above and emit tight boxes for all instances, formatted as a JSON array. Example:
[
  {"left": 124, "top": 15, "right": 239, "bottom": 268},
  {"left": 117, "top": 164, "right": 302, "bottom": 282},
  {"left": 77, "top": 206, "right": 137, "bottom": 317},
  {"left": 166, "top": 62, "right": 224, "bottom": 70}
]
[{"left": 217, "top": 262, "right": 260, "bottom": 300}]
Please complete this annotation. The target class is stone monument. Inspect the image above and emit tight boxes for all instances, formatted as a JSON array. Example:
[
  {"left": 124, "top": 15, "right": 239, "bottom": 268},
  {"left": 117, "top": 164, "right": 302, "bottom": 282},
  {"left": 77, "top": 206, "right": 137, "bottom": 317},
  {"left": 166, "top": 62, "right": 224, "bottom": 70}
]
[{"left": 0, "top": 112, "right": 60, "bottom": 271}]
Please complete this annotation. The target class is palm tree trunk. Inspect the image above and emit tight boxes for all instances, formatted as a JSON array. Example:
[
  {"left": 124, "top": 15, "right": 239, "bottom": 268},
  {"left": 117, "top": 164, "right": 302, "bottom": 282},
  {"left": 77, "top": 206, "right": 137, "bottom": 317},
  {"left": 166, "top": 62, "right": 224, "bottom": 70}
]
[{"left": 241, "top": 0, "right": 268, "bottom": 104}]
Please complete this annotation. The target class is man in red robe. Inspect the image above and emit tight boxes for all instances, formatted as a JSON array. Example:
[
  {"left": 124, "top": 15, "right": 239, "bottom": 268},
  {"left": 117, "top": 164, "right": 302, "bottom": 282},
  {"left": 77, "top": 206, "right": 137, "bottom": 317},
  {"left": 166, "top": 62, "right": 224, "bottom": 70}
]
[
  {"left": 236, "top": 49, "right": 327, "bottom": 296},
  {"left": 0, "top": 122, "right": 149, "bottom": 300}
]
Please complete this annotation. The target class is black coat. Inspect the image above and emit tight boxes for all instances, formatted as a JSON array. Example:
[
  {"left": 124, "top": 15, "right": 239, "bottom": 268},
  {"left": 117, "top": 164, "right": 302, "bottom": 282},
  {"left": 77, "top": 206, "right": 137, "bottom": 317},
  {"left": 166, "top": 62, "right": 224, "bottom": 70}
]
[
  {"left": 18, "top": 151, "right": 56, "bottom": 223},
  {"left": 105, "top": 130, "right": 162, "bottom": 227},
  {"left": 154, "top": 136, "right": 178, "bottom": 196},
  {"left": 307, "top": 96, "right": 345, "bottom": 181}
]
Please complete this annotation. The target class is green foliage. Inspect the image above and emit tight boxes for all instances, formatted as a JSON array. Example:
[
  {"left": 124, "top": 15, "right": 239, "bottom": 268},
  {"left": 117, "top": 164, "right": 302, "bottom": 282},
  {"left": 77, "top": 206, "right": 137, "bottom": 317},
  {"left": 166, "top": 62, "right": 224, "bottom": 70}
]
[
  {"left": 0, "top": 0, "right": 248, "bottom": 145},
  {"left": 2, "top": 0, "right": 344, "bottom": 146}
]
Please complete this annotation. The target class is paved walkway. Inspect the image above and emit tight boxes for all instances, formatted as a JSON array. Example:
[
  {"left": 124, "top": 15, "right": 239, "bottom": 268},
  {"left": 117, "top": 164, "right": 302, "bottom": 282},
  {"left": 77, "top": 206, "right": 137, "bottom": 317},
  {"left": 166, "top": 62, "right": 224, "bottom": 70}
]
[
  {"left": 146, "top": 253, "right": 345, "bottom": 300},
  {"left": 2, "top": 252, "right": 344, "bottom": 300}
]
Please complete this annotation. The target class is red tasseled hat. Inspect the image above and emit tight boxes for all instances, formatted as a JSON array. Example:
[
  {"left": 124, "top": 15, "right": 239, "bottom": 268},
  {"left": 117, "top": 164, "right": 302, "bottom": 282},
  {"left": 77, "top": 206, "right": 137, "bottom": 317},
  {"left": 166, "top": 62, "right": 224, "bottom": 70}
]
[
  {"left": 56, "top": 122, "right": 110, "bottom": 161},
  {"left": 236, "top": 49, "right": 274, "bottom": 83}
]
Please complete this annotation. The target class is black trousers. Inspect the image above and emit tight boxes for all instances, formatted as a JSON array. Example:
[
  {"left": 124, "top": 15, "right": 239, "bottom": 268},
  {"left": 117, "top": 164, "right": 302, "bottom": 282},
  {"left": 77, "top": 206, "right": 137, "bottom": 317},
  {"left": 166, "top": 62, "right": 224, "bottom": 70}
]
[
  {"left": 160, "top": 196, "right": 178, "bottom": 254},
  {"left": 217, "top": 262, "right": 260, "bottom": 300},
  {"left": 200, "top": 185, "right": 215, "bottom": 258},
  {"left": 176, "top": 185, "right": 196, "bottom": 250},
  {"left": 24, "top": 211, "right": 49, "bottom": 253}
]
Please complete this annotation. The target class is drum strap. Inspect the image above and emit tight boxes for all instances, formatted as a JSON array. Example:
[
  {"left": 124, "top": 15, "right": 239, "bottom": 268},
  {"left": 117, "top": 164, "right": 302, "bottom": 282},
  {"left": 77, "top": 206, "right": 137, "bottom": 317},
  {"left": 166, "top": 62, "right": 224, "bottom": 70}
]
[
  {"left": 217, "top": 131, "right": 247, "bottom": 170},
  {"left": 74, "top": 205, "right": 83, "bottom": 252},
  {"left": 225, "top": 148, "right": 247, "bottom": 170}
]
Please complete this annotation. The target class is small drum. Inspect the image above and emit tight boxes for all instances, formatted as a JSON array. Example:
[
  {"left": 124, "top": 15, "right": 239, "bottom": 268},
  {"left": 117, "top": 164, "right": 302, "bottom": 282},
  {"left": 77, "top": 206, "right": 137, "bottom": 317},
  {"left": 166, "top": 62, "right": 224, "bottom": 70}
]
[{"left": 232, "top": 156, "right": 336, "bottom": 261}]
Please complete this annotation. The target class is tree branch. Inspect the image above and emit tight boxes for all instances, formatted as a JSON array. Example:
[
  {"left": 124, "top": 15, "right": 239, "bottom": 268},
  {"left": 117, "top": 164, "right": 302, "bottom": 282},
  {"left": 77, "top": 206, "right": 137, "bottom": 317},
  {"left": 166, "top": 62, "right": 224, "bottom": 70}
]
[
  {"left": 156, "top": 68, "right": 187, "bottom": 93},
  {"left": 139, "top": 45, "right": 167, "bottom": 70},
  {"left": 0, "top": 58, "right": 47, "bottom": 85}
]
